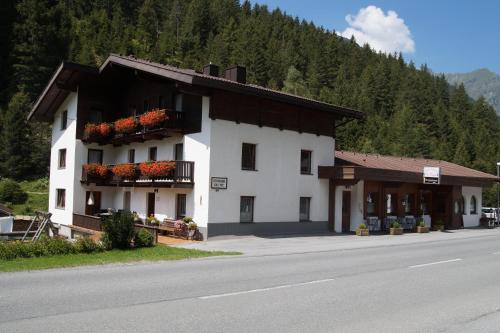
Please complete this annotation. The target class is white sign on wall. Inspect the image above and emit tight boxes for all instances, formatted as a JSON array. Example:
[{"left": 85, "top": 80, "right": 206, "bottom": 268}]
[
  {"left": 423, "top": 167, "right": 441, "bottom": 184},
  {"left": 211, "top": 177, "right": 228, "bottom": 190}
]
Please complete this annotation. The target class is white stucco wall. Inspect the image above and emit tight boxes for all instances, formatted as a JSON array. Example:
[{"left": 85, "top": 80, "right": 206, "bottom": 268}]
[
  {"left": 48, "top": 92, "right": 78, "bottom": 235},
  {"left": 333, "top": 181, "right": 364, "bottom": 232},
  {"left": 461, "top": 186, "right": 482, "bottom": 227},
  {"left": 208, "top": 119, "right": 334, "bottom": 224}
]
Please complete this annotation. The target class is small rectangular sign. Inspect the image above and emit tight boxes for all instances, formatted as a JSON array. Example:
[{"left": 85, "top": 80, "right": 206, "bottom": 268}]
[
  {"left": 211, "top": 177, "right": 228, "bottom": 190},
  {"left": 423, "top": 167, "right": 440, "bottom": 184}
]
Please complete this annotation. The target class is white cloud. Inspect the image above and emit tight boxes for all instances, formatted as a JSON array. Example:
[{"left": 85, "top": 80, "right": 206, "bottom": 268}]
[{"left": 340, "top": 6, "right": 415, "bottom": 54}]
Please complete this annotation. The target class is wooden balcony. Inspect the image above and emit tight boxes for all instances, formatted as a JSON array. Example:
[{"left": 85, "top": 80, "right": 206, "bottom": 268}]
[
  {"left": 82, "top": 110, "right": 185, "bottom": 146},
  {"left": 81, "top": 160, "right": 194, "bottom": 188},
  {"left": 73, "top": 213, "right": 102, "bottom": 231}
]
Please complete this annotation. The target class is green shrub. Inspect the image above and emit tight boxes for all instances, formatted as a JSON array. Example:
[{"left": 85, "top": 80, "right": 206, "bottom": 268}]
[
  {"left": 182, "top": 216, "right": 193, "bottom": 223},
  {"left": 357, "top": 223, "right": 367, "bottom": 230},
  {"left": 100, "top": 233, "right": 113, "bottom": 250},
  {"left": 0, "top": 179, "right": 28, "bottom": 204},
  {"left": 102, "top": 211, "right": 136, "bottom": 249},
  {"left": 0, "top": 237, "right": 77, "bottom": 260},
  {"left": 134, "top": 228, "right": 154, "bottom": 248},
  {"left": 418, "top": 220, "right": 426, "bottom": 227},
  {"left": 75, "top": 237, "right": 103, "bottom": 253},
  {"left": 391, "top": 221, "right": 401, "bottom": 229}
]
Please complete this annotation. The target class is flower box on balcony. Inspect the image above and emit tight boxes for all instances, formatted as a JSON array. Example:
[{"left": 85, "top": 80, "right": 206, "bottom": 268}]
[
  {"left": 83, "top": 163, "right": 109, "bottom": 179},
  {"left": 112, "top": 164, "right": 136, "bottom": 179},
  {"left": 84, "top": 123, "right": 112, "bottom": 141},
  {"left": 139, "top": 109, "right": 168, "bottom": 129},
  {"left": 139, "top": 161, "right": 176, "bottom": 178},
  {"left": 114, "top": 117, "right": 137, "bottom": 134}
]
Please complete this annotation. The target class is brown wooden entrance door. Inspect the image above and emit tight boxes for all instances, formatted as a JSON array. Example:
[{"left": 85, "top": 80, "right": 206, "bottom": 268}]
[
  {"left": 85, "top": 191, "right": 101, "bottom": 216},
  {"left": 342, "top": 191, "right": 351, "bottom": 232},
  {"left": 147, "top": 193, "right": 155, "bottom": 217}
]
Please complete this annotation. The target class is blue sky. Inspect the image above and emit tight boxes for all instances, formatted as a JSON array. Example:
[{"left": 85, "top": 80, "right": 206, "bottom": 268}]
[{"left": 251, "top": 0, "right": 500, "bottom": 75}]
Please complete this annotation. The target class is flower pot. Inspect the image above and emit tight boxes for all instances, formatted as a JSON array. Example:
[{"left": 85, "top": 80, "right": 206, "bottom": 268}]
[
  {"left": 356, "top": 229, "right": 369, "bottom": 236},
  {"left": 417, "top": 226, "right": 429, "bottom": 233},
  {"left": 433, "top": 225, "right": 444, "bottom": 231},
  {"left": 390, "top": 227, "right": 403, "bottom": 235}
]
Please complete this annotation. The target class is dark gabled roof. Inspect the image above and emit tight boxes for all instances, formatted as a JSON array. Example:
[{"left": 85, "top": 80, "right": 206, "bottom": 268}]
[{"left": 29, "top": 54, "right": 364, "bottom": 121}]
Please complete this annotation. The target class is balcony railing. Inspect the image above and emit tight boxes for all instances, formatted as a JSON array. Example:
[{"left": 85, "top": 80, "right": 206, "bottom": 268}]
[
  {"left": 81, "top": 160, "right": 194, "bottom": 188},
  {"left": 82, "top": 109, "right": 184, "bottom": 146}
]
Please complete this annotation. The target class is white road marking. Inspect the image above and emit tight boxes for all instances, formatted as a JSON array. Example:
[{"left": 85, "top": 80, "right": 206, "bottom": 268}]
[
  {"left": 492, "top": 252, "right": 500, "bottom": 255},
  {"left": 408, "top": 258, "right": 462, "bottom": 269},
  {"left": 199, "top": 278, "right": 335, "bottom": 300}
]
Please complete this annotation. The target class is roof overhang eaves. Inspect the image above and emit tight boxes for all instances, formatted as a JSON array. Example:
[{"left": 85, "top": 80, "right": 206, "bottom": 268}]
[
  {"left": 28, "top": 62, "right": 98, "bottom": 121},
  {"left": 193, "top": 76, "right": 364, "bottom": 119}
]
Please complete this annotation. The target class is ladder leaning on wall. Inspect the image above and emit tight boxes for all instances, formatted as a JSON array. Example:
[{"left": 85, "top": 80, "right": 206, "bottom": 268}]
[{"left": 21, "top": 211, "right": 58, "bottom": 241}]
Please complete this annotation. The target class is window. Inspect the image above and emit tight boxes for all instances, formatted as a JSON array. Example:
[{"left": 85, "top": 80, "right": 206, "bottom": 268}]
[
  {"left": 240, "top": 196, "right": 254, "bottom": 223},
  {"left": 128, "top": 149, "right": 135, "bottom": 164},
  {"left": 123, "top": 191, "right": 131, "bottom": 212},
  {"left": 403, "top": 194, "right": 415, "bottom": 215},
  {"left": 87, "top": 149, "right": 103, "bottom": 164},
  {"left": 460, "top": 196, "right": 466, "bottom": 215},
  {"left": 175, "top": 94, "right": 183, "bottom": 112},
  {"left": 470, "top": 196, "right": 477, "bottom": 215},
  {"left": 175, "top": 143, "right": 183, "bottom": 161},
  {"left": 56, "top": 189, "right": 66, "bottom": 209},
  {"left": 58, "top": 149, "right": 66, "bottom": 169},
  {"left": 366, "top": 192, "right": 378, "bottom": 216},
  {"left": 386, "top": 193, "right": 397, "bottom": 215},
  {"left": 241, "top": 143, "right": 256, "bottom": 170},
  {"left": 176, "top": 194, "right": 186, "bottom": 219},
  {"left": 149, "top": 147, "right": 157, "bottom": 161},
  {"left": 299, "top": 197, "right": 311, "bottom": 222},
  {"left": 300, "top": 150, "right": 312, "bottom": 174},
  {"left": 89, "top": 108, "right": 103, "bottom": 123},
  {"left": 61, "top": 110, "right": 68, "bottom": 130}
]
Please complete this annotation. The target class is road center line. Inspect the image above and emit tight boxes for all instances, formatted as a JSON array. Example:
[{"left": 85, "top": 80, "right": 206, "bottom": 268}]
[
  {"left": 408, "top": 258, "right": 462, "bottom": 269},
  {"left": 199, "top": 278, "right": 335, "bottom": 300}
]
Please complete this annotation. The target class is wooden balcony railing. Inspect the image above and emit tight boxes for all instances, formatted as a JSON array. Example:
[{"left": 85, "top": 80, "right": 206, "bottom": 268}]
[
  {"left": 82, "top": 109, "right": 184, "bottom": 146},
  {"left": 73, "top": 213, "right": 102, "bottom": 231},
  {"left": 81, "top": 160, "right": 195, "bottom": 188}
]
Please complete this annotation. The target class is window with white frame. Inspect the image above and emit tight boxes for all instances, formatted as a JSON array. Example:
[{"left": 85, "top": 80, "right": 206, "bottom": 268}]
[
  {"left": 56, "top": 189, "right": 66, "bottom": 209},
  {"left": 240, "top": 196, "right": 254, "bottom": 223},
  {"left": 299, "top": 197, "right": 311, "bottom": 221},
  {"left": 470, "top": 196, "right": 477, "bottom": 215}
]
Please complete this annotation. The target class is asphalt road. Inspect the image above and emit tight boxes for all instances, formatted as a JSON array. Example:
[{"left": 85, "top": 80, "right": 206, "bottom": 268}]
[{"left": 1, "top": 234, "right": 500, "bottom": 332}]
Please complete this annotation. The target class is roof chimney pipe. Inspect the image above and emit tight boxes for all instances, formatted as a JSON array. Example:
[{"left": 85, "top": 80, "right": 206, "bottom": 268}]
[
  {"left": 203, "top": 63, "right": 219, "bottom": 77},
  {"left": 224, "top": 65, "right": 246, "bottom": 84}
]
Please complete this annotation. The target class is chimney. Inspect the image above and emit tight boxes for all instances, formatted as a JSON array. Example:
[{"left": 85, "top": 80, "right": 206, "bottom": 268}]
[
  {"left": 203, "top": 63, "right": 219, "bottom": 77},
  {"left": 224, "top": 65, "right": 246, "bottom": 84}
]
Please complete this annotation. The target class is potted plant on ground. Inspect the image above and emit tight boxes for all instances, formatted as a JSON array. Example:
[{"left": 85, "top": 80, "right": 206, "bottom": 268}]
[
  {"left": 433, "top": 220, "right": 445, "bottom": 231},
  {"left": 416, "top": 220, "right": 429, "bottom": 233},
  {"left": 390, "top": 221, "right": 403, "bottom": 235},
  {"left": 139, "top": 108, "right": 168, "bottom": 129},
  {"left": 114, "top": 117, "right": 136, "bottom": 135},
  {"left": 146, "top": 214, "right": 160, "bottom": 226},
  {"left": 356, "top": 223, "right": 369, "bottom": 236},
  {"left": 187, "top": 221, "right": 198, "bottom": 239}
]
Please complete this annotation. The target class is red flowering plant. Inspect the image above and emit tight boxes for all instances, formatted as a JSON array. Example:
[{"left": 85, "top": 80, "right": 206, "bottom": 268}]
[
  {"left": 84, "top": 123, "right": 112, "bottom": 140},
  {"left": 139, "top": 109, "right": 168, "bottom": 128},
  {"left": 111, "top": 164, "right": 136, "bottom": 179},
  {"left": 83, "top": 164, "right": 109, "bottom": 179},
  {"left": 114, "top": 117, "right": 136, "bottom": 134},
  {"left": 139, "top": 161, "right": 176, "bottom": 178}
]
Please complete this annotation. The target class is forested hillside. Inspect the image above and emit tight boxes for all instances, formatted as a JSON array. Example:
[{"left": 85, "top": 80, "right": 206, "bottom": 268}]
[{"left": 0, "top": 0, "right": 499, "bottom": 202}]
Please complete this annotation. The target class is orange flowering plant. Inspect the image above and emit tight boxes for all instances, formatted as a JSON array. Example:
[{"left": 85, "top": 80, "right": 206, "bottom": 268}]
[
  {"left": 83, "top": 164, "right": 109, "bottom": 178},
  {"left": 84, "top": 123, "right": 112, "bottom": 139},
  {"left": 139, "top": 161, "right": 176, "bottom": 178},
  {"left": 112, "top": 164, "right": 136, "bottom": 178},
  {"left": 114, "top": 117, "right": 136, "bottom": 134},
  {"left": 139, "top": 109, "right": 168, "bottom": 128}
]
